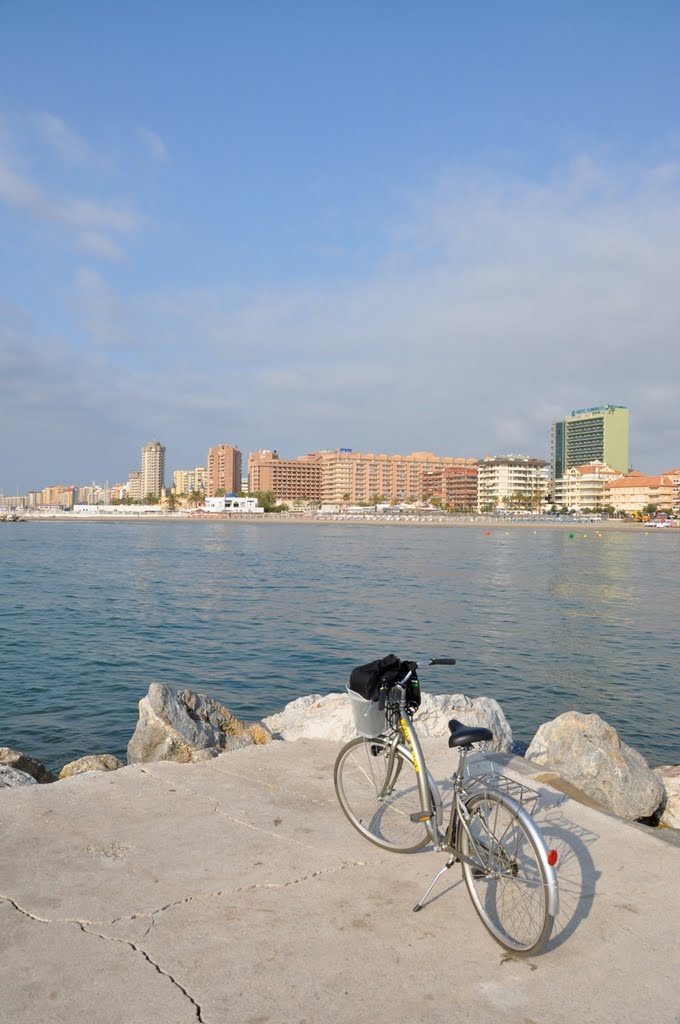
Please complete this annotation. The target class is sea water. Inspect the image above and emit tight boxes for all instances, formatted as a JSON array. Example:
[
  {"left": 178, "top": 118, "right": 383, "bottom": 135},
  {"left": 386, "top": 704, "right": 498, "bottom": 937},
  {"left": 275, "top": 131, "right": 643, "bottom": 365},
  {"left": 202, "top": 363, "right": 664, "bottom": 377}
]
[{"left": 1, "top": 520, "right": 678, "bottom": 772}]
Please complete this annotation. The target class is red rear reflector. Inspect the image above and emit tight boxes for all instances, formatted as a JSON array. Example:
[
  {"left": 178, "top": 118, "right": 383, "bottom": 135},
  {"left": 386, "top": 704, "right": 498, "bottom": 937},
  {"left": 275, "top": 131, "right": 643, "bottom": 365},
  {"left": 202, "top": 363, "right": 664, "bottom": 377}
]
[{"left": 547, "top": 849, "right": 558, "bottom": 866}]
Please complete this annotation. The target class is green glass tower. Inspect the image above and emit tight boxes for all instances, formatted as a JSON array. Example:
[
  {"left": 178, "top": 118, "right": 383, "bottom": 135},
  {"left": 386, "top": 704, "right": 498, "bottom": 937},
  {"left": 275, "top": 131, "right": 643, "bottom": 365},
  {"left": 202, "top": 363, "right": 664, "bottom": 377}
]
[{"left": 551, "top": 406, "right": 629, "bottom": 479}]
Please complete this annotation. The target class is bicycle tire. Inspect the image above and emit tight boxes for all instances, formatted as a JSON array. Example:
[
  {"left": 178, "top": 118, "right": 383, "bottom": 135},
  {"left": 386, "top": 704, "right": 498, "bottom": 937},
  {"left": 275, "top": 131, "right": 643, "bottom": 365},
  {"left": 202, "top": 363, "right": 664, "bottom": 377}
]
[
  {"left": 459, "top": 789, "right": 555, "bottom": 955},
  {"left": 334, "top": 736, "right": 433, "bottom": 853}
]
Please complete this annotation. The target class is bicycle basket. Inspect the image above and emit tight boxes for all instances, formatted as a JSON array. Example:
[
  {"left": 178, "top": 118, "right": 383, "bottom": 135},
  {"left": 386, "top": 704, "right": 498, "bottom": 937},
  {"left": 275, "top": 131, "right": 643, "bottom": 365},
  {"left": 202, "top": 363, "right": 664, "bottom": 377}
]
[{"left": 346, "top": 685, "right": 386, "bottom": 737}]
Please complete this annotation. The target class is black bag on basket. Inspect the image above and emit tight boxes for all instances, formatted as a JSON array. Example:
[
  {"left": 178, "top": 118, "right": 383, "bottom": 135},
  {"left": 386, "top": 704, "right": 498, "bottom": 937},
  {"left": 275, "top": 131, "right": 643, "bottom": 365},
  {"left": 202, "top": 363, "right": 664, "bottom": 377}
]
[{"left": 349, "top": 654, "right": 421, "bottom": 710}]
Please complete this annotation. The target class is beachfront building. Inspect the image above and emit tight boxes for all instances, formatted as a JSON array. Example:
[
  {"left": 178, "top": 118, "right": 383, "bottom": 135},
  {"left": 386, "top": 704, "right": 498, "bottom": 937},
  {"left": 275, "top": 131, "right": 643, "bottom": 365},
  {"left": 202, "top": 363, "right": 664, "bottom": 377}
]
[
  {"left": 477, "top": 455, "right": 549, "bottom": 512},
  {"left": 141, "top": 439, "right": 166, "bottom": 498},
  {"left": 127, "top": 470, "right": 143, "bottom": 501},
  {"left": 318, "top": 451, "right": 477, "bottom": 505},
  {"left": 442, "top": 463, "right": 479, "bottom": 509},
  {"left": 422, "top": 461, "right": 479, "bottom": 509},
  {"left": 0, "top": 493, "right": 27, "bottom": 509},
  {"left": 206, "top": 443, "right": 242, "bottom": 497},
  {"left": 553, "top": 462, "right": 622, "bottom": 511},
  {"left": 604, "top": 471, "right": 678, "bottom": 515},
  {"left": 203, "top": 495, "right": 264, "bottom": 514},
  {"left": 248, "top": 449, "right": 323, "bottom": 502},
  {"left": 38, "top": 485, "right": 76, "bottom": 509},
  {"left": 173, "top": 467, "right": 207, "bottom": 496},
  {"left": 77, "top": 483, "right": 108, "bottom": 505},
  {"left": 669, "top": 469, "right": 680, "bottom": 516},
  {"left": 551, "top": 405, "right": 629, "bottom": 479}
]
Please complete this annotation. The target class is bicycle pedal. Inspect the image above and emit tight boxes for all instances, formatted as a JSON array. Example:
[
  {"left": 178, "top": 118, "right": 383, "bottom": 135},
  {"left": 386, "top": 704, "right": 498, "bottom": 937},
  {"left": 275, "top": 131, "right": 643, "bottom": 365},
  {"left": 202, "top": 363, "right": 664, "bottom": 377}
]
[{"left": 409, "top": 811, "right": 433, "bottom": 823}]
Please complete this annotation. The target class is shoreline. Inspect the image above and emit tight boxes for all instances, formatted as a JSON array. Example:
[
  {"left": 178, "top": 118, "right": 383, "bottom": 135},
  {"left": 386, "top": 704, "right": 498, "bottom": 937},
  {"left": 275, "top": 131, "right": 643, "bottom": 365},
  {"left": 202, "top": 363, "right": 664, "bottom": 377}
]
[{"left": 5, "top": 512, "right": 665, "bottom": 531}]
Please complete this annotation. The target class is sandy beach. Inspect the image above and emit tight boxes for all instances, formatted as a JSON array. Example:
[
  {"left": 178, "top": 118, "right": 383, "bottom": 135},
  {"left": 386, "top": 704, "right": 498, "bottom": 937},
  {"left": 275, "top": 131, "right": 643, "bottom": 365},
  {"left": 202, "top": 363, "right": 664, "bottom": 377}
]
[{"left": 15, "top": 511, "right": 671, "bottom": 532}]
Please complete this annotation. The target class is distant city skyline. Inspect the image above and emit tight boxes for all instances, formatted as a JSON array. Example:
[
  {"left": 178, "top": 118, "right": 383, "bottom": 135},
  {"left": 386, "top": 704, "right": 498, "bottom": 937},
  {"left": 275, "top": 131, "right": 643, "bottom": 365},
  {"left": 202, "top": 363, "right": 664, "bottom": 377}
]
[
  {"left": 2, "top": 6, "right": 679, "bottom": 492},
  {"left": 4, "top": 399, "right": 678, "bottom": 502}
]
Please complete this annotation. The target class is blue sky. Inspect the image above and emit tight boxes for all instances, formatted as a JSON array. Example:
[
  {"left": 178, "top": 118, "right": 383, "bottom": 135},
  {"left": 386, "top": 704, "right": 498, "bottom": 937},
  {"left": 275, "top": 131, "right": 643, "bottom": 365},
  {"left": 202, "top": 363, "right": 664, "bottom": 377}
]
[{"left": 1, "top": 1, "right": 680, "bottom": 493}]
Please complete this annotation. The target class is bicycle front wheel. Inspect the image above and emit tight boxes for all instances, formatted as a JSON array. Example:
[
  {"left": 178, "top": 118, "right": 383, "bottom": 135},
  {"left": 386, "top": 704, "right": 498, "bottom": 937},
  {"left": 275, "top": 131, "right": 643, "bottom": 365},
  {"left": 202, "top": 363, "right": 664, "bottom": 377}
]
[
  {"left": 459, "top": 790, "right": 555, "bottom": 955},
  {"left": 334, "top": 736, "right": 432, "bottom": 853}
]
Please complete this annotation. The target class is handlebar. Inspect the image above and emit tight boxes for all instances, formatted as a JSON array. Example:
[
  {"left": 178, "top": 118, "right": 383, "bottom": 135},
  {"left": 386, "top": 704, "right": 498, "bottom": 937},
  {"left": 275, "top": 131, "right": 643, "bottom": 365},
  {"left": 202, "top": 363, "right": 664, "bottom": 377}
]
[
  {"left": 379, "top": 670, "right": 413, "bottom": 711},
  {"left": 377, "top": 657, "right": 456, "bottom": 710}
]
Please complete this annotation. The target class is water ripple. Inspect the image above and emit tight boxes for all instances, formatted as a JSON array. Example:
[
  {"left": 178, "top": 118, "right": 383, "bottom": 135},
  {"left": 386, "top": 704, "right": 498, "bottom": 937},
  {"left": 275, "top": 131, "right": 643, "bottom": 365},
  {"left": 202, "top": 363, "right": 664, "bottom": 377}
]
[{"left": 1, "top": 521, "right": 679, "bottom": 771}]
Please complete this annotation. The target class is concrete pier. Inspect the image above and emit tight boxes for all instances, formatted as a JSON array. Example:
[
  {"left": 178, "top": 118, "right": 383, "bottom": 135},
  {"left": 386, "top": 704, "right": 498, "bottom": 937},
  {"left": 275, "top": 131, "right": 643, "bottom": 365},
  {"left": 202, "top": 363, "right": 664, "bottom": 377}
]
[{"left": 1, "top": 738, "right": 678, "bottom": 1023}]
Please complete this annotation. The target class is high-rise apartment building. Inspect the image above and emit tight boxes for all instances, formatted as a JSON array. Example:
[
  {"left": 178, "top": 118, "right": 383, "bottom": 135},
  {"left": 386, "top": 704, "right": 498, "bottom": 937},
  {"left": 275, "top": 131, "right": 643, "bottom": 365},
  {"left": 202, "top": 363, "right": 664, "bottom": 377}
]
[
  {"left": 246, "top": 448, "right": 478, "bottom": 505},
  {"left": 318, "top": 451, "right": 477, "bottom": 505},
  {"left": 442, "top": 464, "right": 479, "bottom": 509},
  {"left": 422, "top": 462, "right": 479, "bottom": 509},
  {"left": 477, "top": 456, "right": 548, "bottom": 512},
  {"left": 551, "top": 406, "right": 629, "bottom": 479},
  {"left": 248, "top": 450, "right": 323, "bottom": 501},
  {"left": 173, "top": 467, "right": 207, "bottom": 495},
  {"left": 141, "top": 440, "right": 166, "bottom": 498},
  {"left": 206, "top": 443, "right": 242, "bottom": 497},
  {"left": 40, "top": 485, "right": 76, "bottom": 509},
  {"left": 127, "top": 470, "right": 143, "bottom": 501}
]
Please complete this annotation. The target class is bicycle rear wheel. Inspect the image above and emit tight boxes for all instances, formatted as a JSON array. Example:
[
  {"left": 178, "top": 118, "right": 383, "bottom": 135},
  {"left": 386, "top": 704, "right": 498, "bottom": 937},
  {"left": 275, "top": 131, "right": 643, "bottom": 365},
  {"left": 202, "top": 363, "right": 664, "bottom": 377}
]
[
  {"left": 334, "top": 736, "right": 432, "bottom": 853},
  {"left": 459, "top": 790, "right": 555, "bottom": 955}
]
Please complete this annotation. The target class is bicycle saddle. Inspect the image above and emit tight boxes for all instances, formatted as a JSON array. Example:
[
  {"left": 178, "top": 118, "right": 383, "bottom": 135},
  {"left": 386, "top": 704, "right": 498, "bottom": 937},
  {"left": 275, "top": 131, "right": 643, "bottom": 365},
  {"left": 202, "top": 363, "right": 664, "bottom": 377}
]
[{"left": 448, "top": 719, "right": 493, "bottom": 748}]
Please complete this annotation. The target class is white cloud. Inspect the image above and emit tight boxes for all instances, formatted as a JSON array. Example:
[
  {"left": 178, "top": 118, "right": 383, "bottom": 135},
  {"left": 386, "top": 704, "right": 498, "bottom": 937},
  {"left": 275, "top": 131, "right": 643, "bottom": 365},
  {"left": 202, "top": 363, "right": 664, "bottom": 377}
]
[
  {"left": 0, "top": 157, "right": 49, "bottom": 214},
  {"left": 75, "top": 267, "right": 136, "bottom": 348},
  {"left": 0, "top": 154, "right": 142, "bottom": 234},
  {"left": 78, "top": 232, "right": 126, "bottom": 261},
  {"left": 34, "top": 112, "right": 93, "bottom": 163},
  {"left": 2, "top": 154, "right": 680, "bottom": 490},
  {"left": 139, "top": 127, "right": 168, "bottom": 161}
]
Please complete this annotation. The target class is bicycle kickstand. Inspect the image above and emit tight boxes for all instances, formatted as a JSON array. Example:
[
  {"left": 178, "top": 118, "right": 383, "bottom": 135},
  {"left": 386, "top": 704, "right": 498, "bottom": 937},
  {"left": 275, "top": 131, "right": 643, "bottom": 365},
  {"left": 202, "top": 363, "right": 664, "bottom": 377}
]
[{"left": 412, "top": 856, "right": 457, "bottom": 912}]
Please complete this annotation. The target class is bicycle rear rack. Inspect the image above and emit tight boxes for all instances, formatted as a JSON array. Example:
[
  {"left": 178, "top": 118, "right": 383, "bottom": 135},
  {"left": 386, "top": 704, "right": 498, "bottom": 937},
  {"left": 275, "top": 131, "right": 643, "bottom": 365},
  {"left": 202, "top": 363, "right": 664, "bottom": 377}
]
[{"left": 466, "top": 770, "right": 541, "bottom": 817}]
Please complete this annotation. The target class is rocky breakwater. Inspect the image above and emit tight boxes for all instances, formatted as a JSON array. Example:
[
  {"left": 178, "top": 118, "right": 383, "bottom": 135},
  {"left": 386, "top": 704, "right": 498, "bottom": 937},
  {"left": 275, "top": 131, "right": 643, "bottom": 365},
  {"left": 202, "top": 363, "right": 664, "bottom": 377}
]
[
  {"left": 126, "top": 683, "right": 271, "bottom": 762},
  {"left": 1, "top": 684, "right": 678, "bottom": 831},
  {"left": 0, "top": 683, "right": 271, "bottom": 788}
]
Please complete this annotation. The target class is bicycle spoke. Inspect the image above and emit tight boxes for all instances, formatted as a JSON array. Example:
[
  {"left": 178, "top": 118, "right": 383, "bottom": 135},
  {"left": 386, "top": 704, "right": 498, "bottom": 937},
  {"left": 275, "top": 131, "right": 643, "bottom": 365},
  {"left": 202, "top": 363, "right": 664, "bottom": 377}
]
[
  {"left": 334, "top": 737, "right": 432, "bottom": 853},
  {"left": 460, "top": 792, "right": 553, "bottom": 954}
]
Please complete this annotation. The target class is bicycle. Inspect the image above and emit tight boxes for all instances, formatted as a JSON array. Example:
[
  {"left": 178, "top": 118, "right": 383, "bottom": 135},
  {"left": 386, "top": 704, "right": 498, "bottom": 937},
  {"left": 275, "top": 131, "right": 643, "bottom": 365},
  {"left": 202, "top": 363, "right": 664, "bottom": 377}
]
[{"left": 334, "top": 658, "right": 559, "bottom": 956}]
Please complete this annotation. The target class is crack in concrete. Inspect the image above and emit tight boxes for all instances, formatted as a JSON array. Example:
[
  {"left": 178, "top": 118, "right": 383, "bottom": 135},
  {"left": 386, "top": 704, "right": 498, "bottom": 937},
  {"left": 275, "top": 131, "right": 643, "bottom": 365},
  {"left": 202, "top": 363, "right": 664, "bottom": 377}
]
[
  {"left": 105, "top": 858, "right": 376, "bottom": 927},
  {"left": 79, "top": 922, "right": 205, "bottom": 1023},
  {"left": 1, "top": 857, "right": 377, "bottom": 933},
  {"left": 84, "top": 925, "right": 204, "bottom": 1019},
  {"left": 138, "top": 765, "right": 352, "bottom": 859},
  {"left": 1, "top": 852, "right": 391, "bottom": 1024},
  {"left": 1, "top": 894, "right": 55, "bottom": 924},
  {"left": 0, "top": 896, "right": 203, "bottom": 1022},
  {"left": 208, "top": 763, "right": 334, "bottom": 807}
]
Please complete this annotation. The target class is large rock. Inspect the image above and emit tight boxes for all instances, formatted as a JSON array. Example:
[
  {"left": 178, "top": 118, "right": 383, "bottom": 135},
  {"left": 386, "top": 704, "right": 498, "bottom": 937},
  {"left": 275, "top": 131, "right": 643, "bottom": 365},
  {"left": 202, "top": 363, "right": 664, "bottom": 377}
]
[
  {"left": 0, "top": 765, "right": 37, "bottom": 789},
  {"left": 127, "top": 684, "right": 271, "bottom": 765},
  {"left": 526, "top": 711, "right": 665, "bottom": 820},
  {"left": 59, "top": 754, "right": 125, "bottom": 780},
  {"left": 414, "top": 694, "right": 512, "bottom": 751},
  {"left": 0, "top": 747, "right": 56, "bottom": 783},
  {"left": 264, "top": 694, "right": 356, "bottom": 742},
  {"left": 654, "top": 766, "right": 680, "bottom": 829},
  {"left": 263, "top": 691, "right": 512, "bottom": 752}
]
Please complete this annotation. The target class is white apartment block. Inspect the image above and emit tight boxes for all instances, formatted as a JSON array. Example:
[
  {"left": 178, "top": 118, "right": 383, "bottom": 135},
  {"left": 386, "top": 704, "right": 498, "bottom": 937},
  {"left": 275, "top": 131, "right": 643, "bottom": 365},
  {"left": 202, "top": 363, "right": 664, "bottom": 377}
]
[
  {"left": 553, "top": 462, "right": 622, "bottom": 511},
  {"left": 477, "top": 455, "right": 549, "bottom": 512}
]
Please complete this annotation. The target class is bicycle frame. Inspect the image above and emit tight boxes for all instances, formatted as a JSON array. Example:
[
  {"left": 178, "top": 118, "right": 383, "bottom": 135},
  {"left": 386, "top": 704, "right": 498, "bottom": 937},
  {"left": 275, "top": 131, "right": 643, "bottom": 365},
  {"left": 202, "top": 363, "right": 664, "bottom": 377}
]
[
  {"left": 394, "top": 706, "right": 490, "bottom": 865},
  {"left": 390, "top": 685, "right": 559, "bottom": 923}
]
